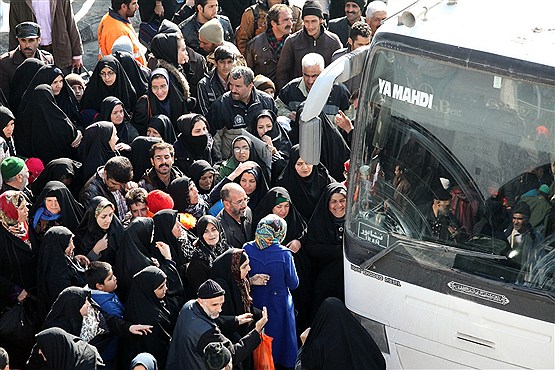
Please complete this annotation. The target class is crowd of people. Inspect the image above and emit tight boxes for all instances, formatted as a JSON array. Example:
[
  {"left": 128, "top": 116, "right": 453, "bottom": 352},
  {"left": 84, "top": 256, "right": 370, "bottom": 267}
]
[{"left": 0, "top": 0, "right": 390, "bottom": 369}]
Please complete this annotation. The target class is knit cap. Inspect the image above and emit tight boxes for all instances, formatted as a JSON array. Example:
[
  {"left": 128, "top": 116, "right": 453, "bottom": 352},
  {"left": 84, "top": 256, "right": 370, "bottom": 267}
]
[
  {"left": 198, "top": 279, "right": 225, "bottom": 299},
  {"left": 1, "top": 157, "right": 25, "bottom": 179},
  {"left": 199, "top": 19, "right": 224, "bottom": 45},
  {"left": 302, "top": 0, "right": 324, "bottom": 19},
  {"left": 146, "top": 190, "right": 174, "bottom": 214}
]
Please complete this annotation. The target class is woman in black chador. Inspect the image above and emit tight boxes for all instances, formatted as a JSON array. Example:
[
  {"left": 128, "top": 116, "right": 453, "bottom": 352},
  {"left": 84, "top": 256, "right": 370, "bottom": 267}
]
[
  {"left": 78, "top": 121, "right": 118, "bottom": 182},
  {"left": 173, "top": 113, "right": 214, "bottom": 174},
  {"left": 147, "top": 114, "right": 177, "bottom": 143},
  {"left": 30, "top": 158, "right": 82, "bottom": 198},
  {"left": 97, "top": 96, "right": 139, "bottom": 146}
]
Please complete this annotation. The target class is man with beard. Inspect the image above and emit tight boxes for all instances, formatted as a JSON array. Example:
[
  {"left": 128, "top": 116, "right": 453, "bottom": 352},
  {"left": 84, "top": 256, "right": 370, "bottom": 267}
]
[
  {"left": 138, "top": 142, "right": 184, "bottom": 192},
  {"left": 365, "top": 0, "right": 388, "bottom": 36},
  {"left": 328, "top": 0, "right": 366, "bottom": 47},
  {"left": 0, "top": 157, "right": 33, "bottom": 204},
  {"left": 217, "top": 183, "right": 252, "bottom": 249},
  {"left": 422, "top": 186, "right": 462, "bottom": 243},
  {"left": 167, "top": 279, "right": 267, "bottom": 369}
]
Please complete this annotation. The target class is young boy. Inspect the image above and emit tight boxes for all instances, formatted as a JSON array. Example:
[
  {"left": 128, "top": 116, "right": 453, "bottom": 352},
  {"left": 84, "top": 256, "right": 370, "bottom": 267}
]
[{"left": 86, "top": 261, "right": 124, "bottom": 319}]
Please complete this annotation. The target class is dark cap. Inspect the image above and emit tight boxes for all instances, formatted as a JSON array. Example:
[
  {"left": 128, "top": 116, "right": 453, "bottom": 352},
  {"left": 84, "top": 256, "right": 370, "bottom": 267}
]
[
  {"left": 198, "top": 279, "right": 225, "bottom": 299},
  {"left": 512, "top": 202, "right": 531, "bottom": 219},
  {"left": 346, "top": 0, "right": 367, "bottom": 9},
  {"left": 15, "top": 22, "right": 41, "bottom": 39},
  {"left": 204, "top": 342, "right": 232, "bottom": 369},
  {"left": 302, "top": 0, "right": 324, "bottom": 19}
]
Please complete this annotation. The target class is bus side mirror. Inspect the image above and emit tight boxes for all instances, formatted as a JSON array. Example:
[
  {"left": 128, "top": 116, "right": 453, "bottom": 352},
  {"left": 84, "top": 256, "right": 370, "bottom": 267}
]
[{"left": 299, "top": 116, "right": 321, "bottom": 165}]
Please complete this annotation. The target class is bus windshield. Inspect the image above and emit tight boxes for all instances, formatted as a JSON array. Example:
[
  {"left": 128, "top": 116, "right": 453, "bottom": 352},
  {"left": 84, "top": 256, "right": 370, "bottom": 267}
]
[{"left": 347, "top": 46, "right": 554, "bottom": 291}]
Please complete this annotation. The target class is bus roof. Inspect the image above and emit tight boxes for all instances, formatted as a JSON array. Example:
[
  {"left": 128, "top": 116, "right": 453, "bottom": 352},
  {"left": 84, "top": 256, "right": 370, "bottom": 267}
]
[{"left": 378, "top": 0, "right": 555, "bottom": 68}]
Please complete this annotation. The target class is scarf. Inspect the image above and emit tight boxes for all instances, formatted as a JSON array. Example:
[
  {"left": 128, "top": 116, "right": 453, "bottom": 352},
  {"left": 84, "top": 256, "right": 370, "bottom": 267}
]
[
  {"left": 231, "top": 249, "right": 252, "bottom": 313},
  {"left": 254, "top": 214, "right": 287, "bottom": 250},
  {"left": 33, "top": 206, "right": 62, "bottom": 228}
]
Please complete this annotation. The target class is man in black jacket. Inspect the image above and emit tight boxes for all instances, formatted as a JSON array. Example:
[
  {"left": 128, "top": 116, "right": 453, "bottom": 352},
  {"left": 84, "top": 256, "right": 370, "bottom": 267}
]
[
  {"left": 138, "top": 142, "right": 184, "bottom": 193},
  {"left": 328, "top": 0, "right": 366, "bottom": 47},
  {"left": 217, "top": 183, "right": 253, "bottom": 250}
]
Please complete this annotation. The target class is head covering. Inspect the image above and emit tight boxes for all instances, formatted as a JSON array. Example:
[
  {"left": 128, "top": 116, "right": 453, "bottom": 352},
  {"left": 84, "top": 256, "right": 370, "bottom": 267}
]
[
  {"left": 253, "top": 75, "right": 275, "bottom": 93},
  {"left": 254, "top": 214, "right": 287, "bottom": 249},
  {"left": 346, "top": 0, "right": 367, "bottom": 9},
  {"left": 199, "top": 19, "right": 224, "bottom": 45},
  {"left": 512, "top": 202, "right": 531, "bottom": 219},
  {"left": 130, "top": 136, "right": 163, "bottom": 182},
  {"left": 111, "top": 35, "right": 134, "bottom": 55},
  {"left": 15, "top": 21, "right": 40, "bottom": 38},
  {"left": 30, "top": 180, "right": 84, "bottom": 232},
  {"left": 302, "top": 0, "right": 324, "bottom": 19},
  {"left": 25, "top": 158, "right": 44, "bottom": 184},
  {"left": 148, "top": 114, "right": 177, "bottom": 143},
  {"left": 147, "top": 190, "right": 175, "bottom": 214},
  {"left": 98, "top": 96, "right": 137, "bottom": 145},
  {"left": 539, "top": 184, "right": 550, "bottom": 195},
  {"left": 35, "top": 327, "right": 104, "bottom": 370},
  {"left": 65, "top": 73, "right": 87, "bottom": 88},
  {"left": 189, "top": 160, "right": 216, "bottom": 195},
  {"left": 30, "top": 158, "right": 82, "bottom": 196},
  {"left": 204, "top": 342, "right": 231, "bottom": 370},
  {"left": 8, "top": 58, "right": 45, "bottom": 113},
  {"left": 78, "top": 121, "right": 116, "bottom": 181},
  {"left": 168, "top": 176, "right": 209, "bottom": 218},
  {"left": 150, "top": 32, "right": 180, "bottom": 66},
  {"left": 248, "top": 109, "right": 292, "bottom": 159},
  {"left": 130, "top": 353, "right": 159, "bottom": 370},
  {"left": 43, "top": 286, "right": 90, "bottom": 335},
  {"left": 299, "top": 297, "right": 385, "bottom": 370},
  {"left": 112, "top": 50, "right": 149, "bottom": 98},
  {"left": 0, "top": 190, "right": 28, "bottom": 241},
  {"left": 198, "top": 279, "right": 225, "bottom": 299},
  {"left": 234, "top": 163, "right": 269, "bottom": 210},
  {"left": 152, "top": 209, "right": 185, "bottom": 266},
  {"left": 147, "top": 68, "right": 172, "bottom": 119},
  {"left": 80, "top": 55, "right": 137, "bottom": 113},
  {"left": 174, "top": 114, "right": 212, "bottom": 174},
  {"left": 211, "top": 248, "right": 252, "bottom": 314},
  {"left": 0, "top": 106, "right": 16, "bottom": 157},
  {"left": 192, "top": 215, "right": 228, "bottom": 267},
  {"left": 1, "top": 156, "right": 24, "bottom": 179}
]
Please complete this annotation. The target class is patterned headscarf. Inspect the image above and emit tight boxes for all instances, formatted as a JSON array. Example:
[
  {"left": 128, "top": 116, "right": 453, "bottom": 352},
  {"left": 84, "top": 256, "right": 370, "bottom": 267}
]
[
  {"left": 0, "top": 190, "right": 29, "bottom": 242},
  {"left": 231, "top": 249, "right": 252, "bottom": 313},
  {"left": 254, "top": 214, "right": 287, "bottom": 250}
]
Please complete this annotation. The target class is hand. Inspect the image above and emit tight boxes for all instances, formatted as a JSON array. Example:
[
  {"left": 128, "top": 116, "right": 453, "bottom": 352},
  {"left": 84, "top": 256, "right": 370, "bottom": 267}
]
[
  {"left": 154, "top": 1, "right": 164, "bottom": 16},
  {"left": 335, "top": 110, "right": 353, "bottom": 133},
  {"left": 185, "top": 0, "right": 194, "bottom": 5},
  {"left": 287, "top": 239, "right": 301, "bottom": 253},
  {"left": 236, "top": 313, "right": 253, "bottom": 325},
  {"left": 129, "top": 324, "right": 153, "bottom": 335},
  {"left": 151, "top": 257, "right": 160, "bottom": 267},
  {"left": 229, "top": 161, "right": 257, "bottom": 180},
  {"left": 155, "top": 241, "right": 172, "bottom": 260},
  {"left": 17, "top": 289, "right": 28, "bottom": 303},
  {"left": 93, "top": 234, "right": 109, "bottom": 255},
  {"left": 75, "top": 254, "right": 90, "bottom": 268},
  {"left": 300, "top": 327, "right": 310, "bottom": 345},
  {"left": 71, "top": 130, "right": 83, "bottom": 148},
  {"left": 125, "top": 181, "right": 138, "bottom": 191},
  {"left": 288, "top": 111, "right": 296, "bottom": 121},
  {"left": 115, "top": 142, "right": 131, "bottom": 152},
  {"left": 71, "top": 56, "right": 83, "bottom": 70},
  {"left": 250, "top": 273, "right": 270, "bottom": 286},
  {"left": 254, "top": 307, "right": 268, "bottom": 333}
]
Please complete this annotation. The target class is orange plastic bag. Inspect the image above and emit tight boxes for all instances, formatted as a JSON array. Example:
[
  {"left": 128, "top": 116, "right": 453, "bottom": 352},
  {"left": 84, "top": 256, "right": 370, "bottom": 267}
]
[{"left": 253, "top": 332, "right": 275, "bottom": 370}]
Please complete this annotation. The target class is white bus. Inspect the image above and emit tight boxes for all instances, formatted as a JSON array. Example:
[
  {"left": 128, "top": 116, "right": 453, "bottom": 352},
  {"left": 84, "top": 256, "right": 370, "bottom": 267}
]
[{"left": 299, "top": 0, "right": 555, "bottom": 368}]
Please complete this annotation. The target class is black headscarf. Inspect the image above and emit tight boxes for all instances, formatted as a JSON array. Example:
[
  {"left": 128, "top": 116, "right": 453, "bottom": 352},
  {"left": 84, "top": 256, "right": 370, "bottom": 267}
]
[
  {"left": 37, "top": 228, "right": 86, "bottom": 306},
  {"left": 35, "top": 327, "right": 104, "bottom": 370},
  {"left": 8, "top": 57, "right": 45, "bottom": 113},
  {"left": 16, "top": 84, "right": 78, "bottom": 163},
  {"left": 252, "top": 186, "right": 306, "bottom": 244},
  {"left": 189, "top": 160, "right": 216, "bottom": 195},
  {"left": 174, "top": 113, "right": 212, "bottom": 173},
  {"left": 148, "top": 114, "right": 177, "bottom": 143},
  {"left": 0, "top": 106, "right": 16, "bottom": 157},
  {"left": 248, "top": 109, "right": 292, "bottom": 159},
  {"left": 147, "top": 68, "right": 172, "bottom": 120},
  {"left": 43, "top": 286, "right": 90, "bottom": 335},
  {"left": 275, "top": 145, "right": 333, "bottom": 221},
  {"left": 152, "top": 209, "right": 181, "bottom": 265},
  {"left": 234, "top": 163, "right": 269, "bottom": 211},
  {"left": 129, "top": 136, "right": 163, "bottom": 182},
  {"left": 78, "top": 121, "right": 117, "bottom": 181},
  {"left": 97, "top": 96, "right": 137, "bottom": 145},
  {"left": 80, "top": 55, "right": 137, "bottom": 113},
  {"left": 112, "top": 50, "right": 148, "bottom": 97},
  {"left": 210, "top": 248, "right": 252, "bottom": 315},
  {"left": 150, "top": 32, "right": 179, "bottom": 66},
  {"left": 168, "top": 176, "right": 209, "bottom": 218},
  {"left": 298, "top": 297, "right": 385, "bottom": 370},
  {"left": 74, "top": 196, "right": 124, "bottom": 265},
  {"left": 193, "top": 215, "right": 229, "bottom": 263},
  {"left": 30, "top": 158, "right": 82, "bottom": 197}
]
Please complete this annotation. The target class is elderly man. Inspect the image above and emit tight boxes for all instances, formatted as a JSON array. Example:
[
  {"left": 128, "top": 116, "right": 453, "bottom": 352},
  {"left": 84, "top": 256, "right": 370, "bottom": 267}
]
[
  {"left": 166, "top": 279, "right": 267, "bottom": 369},
  {"left": 365, "top": 0, "right": 388, "bottom": 36},
  {"left": 275, "top": 0, "right": 342, "bottom": 91},
  {"left": 138, "top": 142, "right": 184, "bottom": 193},
  {"left": 207, "top": 66, "right": 276, "bottom": 161},
  {"left": 216, "top": 183, "right": 252, "bottom": 249},
  {"left": 0, "top": 22, "right": 54, "bottom": 103},
  {"left": 0, "top": 157, "right": 33, "bottom": 203},
  {"left": 328, "top": 0, "right": 366, "bottom": 46}
]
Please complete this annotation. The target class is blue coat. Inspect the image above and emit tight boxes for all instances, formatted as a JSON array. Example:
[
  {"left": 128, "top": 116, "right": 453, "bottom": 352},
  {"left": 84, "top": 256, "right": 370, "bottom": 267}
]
[{"left": 243, "top": 241, "right": 299, "bottom": 367}]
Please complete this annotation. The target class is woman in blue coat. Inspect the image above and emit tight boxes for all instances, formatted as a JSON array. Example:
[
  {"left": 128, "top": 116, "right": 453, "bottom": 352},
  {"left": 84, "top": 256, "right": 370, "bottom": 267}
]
[{"left": 243, "top": 214, "right": 299, "bottom": 368}]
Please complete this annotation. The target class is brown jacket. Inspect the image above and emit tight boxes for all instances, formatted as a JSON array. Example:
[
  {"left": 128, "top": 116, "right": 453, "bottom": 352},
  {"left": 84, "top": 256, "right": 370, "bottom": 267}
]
[
  {"left": 9, "top": 0, "right": 83, "bottom": 69},
  {"left": 245, "top": 32, "right": 280, "bottom": 81},
  {"left": 236, "top": 2, "right": 302, "bottom": 56}
]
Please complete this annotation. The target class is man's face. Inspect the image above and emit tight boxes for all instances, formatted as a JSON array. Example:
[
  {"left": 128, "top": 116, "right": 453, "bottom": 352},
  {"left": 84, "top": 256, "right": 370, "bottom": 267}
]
[
  {"left": 198, "top": 34, "right": 217, "bottom": 53},
  {"left": 229, "top": 76, "right": 253, "bottom": 104},
  {"left": 302, "top": 64, "right": 322, "bottom": 91},
  {"left": 177, "top": 38, "right": 189, "bottom": 65},
  {"left": 366, "top": 10, "right": 387, "bottom": 35},
  {"left": 105, "top": 175, "right": 125, "bottom": 192},
  {"left": 197, "top": 0, "right": 219, "bottom": 23},
  {"left": 512, "top": 213, "right": 528, "bottom": 233},
  {"left": 349, "top": 35, "right": 370, "bottom": 50},
  {"left": 303, "top": 15, "right": 322, "bottom": 38},
  {"left": 436, "top": 199, "right": 451, "bottom": 216},
  {"left": 199, "top": 296, "right": 224, "bottom": 319},
  {"left": 122, "top": 0, "right": 139, "bottom": 18},
  {"left": 225, "top": 188, "right": 248, "bottom": 219},
  {"left": 216, "top": 58, "right": 234, "bottom": 79},
  {"left": 151, "top": 148, "right": 174, "bottom": 176},
  {"left": 273, "top": 9, "right": 293, "bottom": 36},
  {"left": 344, "top": 2, "right": 362, "bottom": 23},
  {"left": 129, "top": 202, "right": 148, "bottom": 218},
  {"left": 18, "top": 37, "right": 40, "bottom": 58}
]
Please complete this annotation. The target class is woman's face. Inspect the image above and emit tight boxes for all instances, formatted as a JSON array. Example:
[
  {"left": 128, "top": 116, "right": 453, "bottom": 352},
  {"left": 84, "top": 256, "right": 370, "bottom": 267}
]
[
  {"left": 202, "top": 222, "right": 219, "bottom": 246},
  {"left": 65, "top": 236, "right": 75, "bottom": 256},
  {"left": 110, "top": 104, "right": 125, "bottom": 125},
  {"left": 177, "top": 38, "right": 189, "bottom": 65},
  {"left": 100, "top": 66, "right": 116, "bottom": 87},
  {"left": 17, "top": 198, "right": 28, "bottom": 223},
  {"left": 295, "top": 157, "right": 313, "bottom": 178},
  {"left": 154, "top": 280, "right": 168, "bottom": 299},
  {"left": 71, "top": 84, "right": 84, "bottom": 102},
  {"left": 191, "top": 120, "right": 208, "bottom": 137},
  {"left": 108, "top": 127, "right": 118, "bottom": 150},
  {"left": 272, "top": 201, "right": 290, "bottom": 219},
  {"left": 45, "top": 196, "right": 61, "bottom": 214},
  {"left": 328, "top": 192, "right": 347, "bottom": 219},
  {"left": 51, "top": 75, "right": 64, "bottom": 96},
  {"left": 240, "top": 257, "right": 251, "bottom": 280},
  {"left": 96, "top": 206, "right": 114, "bottom": 230},
  {"left": 233, "top": 139, "right": 250, "bottom": 163},
  {"left": 189, "top": 182, "right": 199, "bottom": 205},
  {"left": 198, "top": 171, "right": 214, "bottom": 191},
  {"left": 2, "top": 120, "right": 15, "bottom": 139},
  {"left": 146, "top": 127, "right": 161, "bottom": 138},
  {"left": 79, "top": 297, "right": 91, "bottom": 317},
  {"left": 172, "top": 219, "right": 182, "bottom": 238},
  {"left": 239, "top": 172, "right": 256, "bottom": 195},
  {"left": 256, "top": 116, "right": 273, "bottom": 138},
  {"left": 151, "top": 75, "right": 169, "bottom": 101}
]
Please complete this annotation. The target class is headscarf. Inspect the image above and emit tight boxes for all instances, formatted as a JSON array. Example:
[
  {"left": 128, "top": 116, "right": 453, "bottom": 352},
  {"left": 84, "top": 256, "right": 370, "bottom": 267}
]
[
  {"left": 234, "top": 163, "right": 269, "bottom": 210},
  {"left": 78, "top": 121, "right": 117, "bottom": 181},
  {"left": 8, "top": 57, "right": 45, "bottom": 113},
  {"left": 211, "top": 248, "right": 252, "bottom": 314},
  {"left": 152, "top": 209, "right": 187, "bottom": 267},
  {"left": 30, "top": 158, "right": 82, "bottom": 197},
  {"left": 219, "top": 135, "right": 270, "bottom": 181},
  {"left": 130, "top": 136, "right": 163, "bottom": 182},
  {"left": 252, "top": 186, "right": 306, "bottom": 244},
  {"left": 148, "top": 114, "right": 177, "bottom": 143},
  {"left": 43, "top": 286, "right": 90, "bottom": 335},
  {"left": 130, "top": 353, "right": 158, "bottom": 370},
  {"left": 298, "top": 297, "right": 386, "bottom": 370},
  {"left": 275, "top": 144, "right": 333, "bottom": 221},
  {"left": 0, "top": 190, "right": 29, "bottom": 241},
  {"left": 168, "top": 176, "right": 209, "bottom": 218},
  {"left": 0, "top": 106, "right": 16, "bottom": 157},
  {"left": 254, "top": 214, "right": 287, "bottom": 250},
  {"left": 125, "top": 265, "right": 170, "bottom": 326},
  {"left": 148, "top": 68, "right": 172, "bottom": 119},
  {"left": 30, "top": 180, "right": 84, "bottom": 232},
  {"left": 189, "top": 160, "right": 216, "bottom": 195},
  {"left": 150, "top": 32, "right": 179, "bottom": 66},
  {"left": 16, "top": 84, "right": 78, "bottom": 163},
  {"left": 112, "top": 50, "right": 148, "bottom": 97},
  {"left": 174, "top": 114, "right": 212, "bottom": 173},
  {"left": 192, "top": 215, "right": 228, "bottom": 264},
  {"left": 80, "top": 55, "right": 137, "bottom": 112},
  {"left": 97, "top": 96, "right": 137, "bottom": 144},
  {"left": 248, "top": 109, "right": 292, "bottom": 159},
  {"left": 35, "top": 327, "right": 105, "bottom": 370}
]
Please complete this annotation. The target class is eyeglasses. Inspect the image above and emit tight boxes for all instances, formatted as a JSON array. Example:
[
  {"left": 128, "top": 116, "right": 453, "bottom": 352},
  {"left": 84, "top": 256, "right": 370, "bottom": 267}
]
[
  {"left": 231, "top": 197, "right": 250, "bottom": 206},
  {"left": 233, "top": 146, "right": 250, "bottom": 153},
  {"left": 100, "top": 71, "right": 116, "bottom": 78}
]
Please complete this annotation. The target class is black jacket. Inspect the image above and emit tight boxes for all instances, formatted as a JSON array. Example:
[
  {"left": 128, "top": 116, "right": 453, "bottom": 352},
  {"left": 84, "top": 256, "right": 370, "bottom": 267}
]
[
  {"left": 197, "top": 68, "right": 227, "bottom": 116},
  {"left": 79, "top": 167, "right": 119, "bottom": 209},
  {"left": 217, "top": 208, "right": 252, "bottom": 250},
  {"left": 138, "top": 166, "right": 184, "bottom": 193}
]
